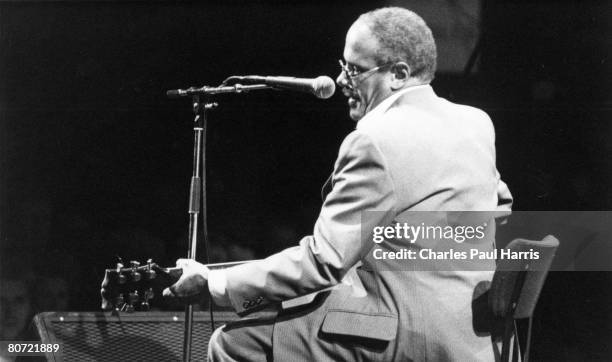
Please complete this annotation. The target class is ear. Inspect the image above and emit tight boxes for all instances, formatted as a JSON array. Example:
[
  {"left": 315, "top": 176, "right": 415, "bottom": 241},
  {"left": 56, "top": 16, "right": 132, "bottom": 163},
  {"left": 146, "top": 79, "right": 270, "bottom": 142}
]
[{"left": 389, "top": 62, "right": 411, "bottom": 90}]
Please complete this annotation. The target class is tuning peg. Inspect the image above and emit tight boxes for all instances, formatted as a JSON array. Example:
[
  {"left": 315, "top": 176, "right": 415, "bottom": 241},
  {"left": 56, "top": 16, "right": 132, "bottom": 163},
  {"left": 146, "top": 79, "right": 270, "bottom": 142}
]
[
  {"left": 141, "top": 288, "right": 154, "bottom": 311},
  {"left": 141, "top": 288, "right": 151, "bottom": 311},
  {"left": 130, "top": 261, "right": 141, "bottom": 282},
  {"left": 114, "top": 294, "right": 125, "bottom": 311},
  {"left": 145, "top": 259, "right": 156, "bottom": 280},
  {"left": 124, "top": 291, "right": 138, "bottom": 313},
  {"left": 116, "top": 262, "right": 127, "bottom": 284}
]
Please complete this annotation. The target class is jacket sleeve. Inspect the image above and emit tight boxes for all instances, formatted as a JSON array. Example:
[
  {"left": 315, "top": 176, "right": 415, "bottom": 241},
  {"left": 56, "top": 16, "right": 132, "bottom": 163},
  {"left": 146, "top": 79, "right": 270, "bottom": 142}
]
[
  {"left": 495, "top": 169, "right": 513, "bottom": 213},
  {"left": 209, "top": 130, "right": 398, "bottom": 314}
]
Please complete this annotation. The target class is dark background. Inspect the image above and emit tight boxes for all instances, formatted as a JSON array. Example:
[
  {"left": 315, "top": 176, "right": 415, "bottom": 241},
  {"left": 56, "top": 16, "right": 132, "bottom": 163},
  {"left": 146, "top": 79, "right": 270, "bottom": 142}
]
[{"left": 1, "top": 1, "right": 610, "bottom": 360}]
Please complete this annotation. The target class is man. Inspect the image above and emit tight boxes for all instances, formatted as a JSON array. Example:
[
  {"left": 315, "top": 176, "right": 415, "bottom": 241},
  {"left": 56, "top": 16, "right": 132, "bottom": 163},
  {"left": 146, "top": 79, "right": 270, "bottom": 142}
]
[
  {"left": 165, "top": 7, "right": 512, "bottom": 361},
  {"left": 0, "top": 278, "right": 33, "bottom": 344}
]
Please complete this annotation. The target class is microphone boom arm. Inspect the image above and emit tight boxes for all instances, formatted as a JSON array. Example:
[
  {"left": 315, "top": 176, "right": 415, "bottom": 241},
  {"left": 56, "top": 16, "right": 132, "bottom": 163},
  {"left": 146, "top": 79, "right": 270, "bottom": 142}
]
[
  {"left": 166, "top": 84, "right": 272, "bottom": 98},
  {"left": 168, "top": 75, "right": 335, "bottom": 100}
]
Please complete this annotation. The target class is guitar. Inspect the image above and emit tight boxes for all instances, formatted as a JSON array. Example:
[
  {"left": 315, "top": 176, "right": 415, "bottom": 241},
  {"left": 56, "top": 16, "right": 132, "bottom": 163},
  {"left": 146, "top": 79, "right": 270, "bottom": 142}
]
[{"left": 100, "top": 259, "right": 251, "bottom": 312}]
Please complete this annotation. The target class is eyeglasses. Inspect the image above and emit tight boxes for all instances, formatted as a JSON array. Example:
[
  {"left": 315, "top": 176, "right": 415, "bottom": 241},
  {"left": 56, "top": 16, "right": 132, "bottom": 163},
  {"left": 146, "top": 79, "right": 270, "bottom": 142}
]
[{"left": 338, "top": 59, "right": 393, "bottom": 80}]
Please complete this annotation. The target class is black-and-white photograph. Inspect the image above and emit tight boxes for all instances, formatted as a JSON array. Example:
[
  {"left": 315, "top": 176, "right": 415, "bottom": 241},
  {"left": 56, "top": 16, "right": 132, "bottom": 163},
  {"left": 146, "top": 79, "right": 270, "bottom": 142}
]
[{"left": 0, "top": 1, "right": 610, "bottom": 361}]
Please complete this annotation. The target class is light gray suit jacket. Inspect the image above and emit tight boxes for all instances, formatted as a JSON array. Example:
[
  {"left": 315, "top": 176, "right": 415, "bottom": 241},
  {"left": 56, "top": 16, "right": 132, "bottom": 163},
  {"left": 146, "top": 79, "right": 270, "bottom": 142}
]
[{"left": 218, "top": 85, "right": 513, "bottom": 361}]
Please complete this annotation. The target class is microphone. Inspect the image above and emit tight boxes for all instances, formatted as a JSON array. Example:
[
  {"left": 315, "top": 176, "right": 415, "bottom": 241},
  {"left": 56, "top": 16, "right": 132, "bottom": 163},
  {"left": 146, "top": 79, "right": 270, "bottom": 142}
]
[{"left": 230, "top": 75, "right": 336, "bottom": 99}]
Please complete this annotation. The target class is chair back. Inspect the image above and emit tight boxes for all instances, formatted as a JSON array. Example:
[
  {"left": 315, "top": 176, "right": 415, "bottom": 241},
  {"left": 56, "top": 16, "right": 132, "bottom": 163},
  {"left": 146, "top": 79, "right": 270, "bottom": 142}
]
[
  {"left": 489, "top": 235, "right": 559, "bottom": 319},
  {"left": 489, "top": 235, "right": 559, "bottom": 362}
]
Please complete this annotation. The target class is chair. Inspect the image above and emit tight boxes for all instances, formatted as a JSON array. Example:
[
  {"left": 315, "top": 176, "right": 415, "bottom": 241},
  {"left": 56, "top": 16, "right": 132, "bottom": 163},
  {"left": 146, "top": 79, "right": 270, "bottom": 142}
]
[{"left": 489, "top": 235, "right": 559, "bottom": 362}]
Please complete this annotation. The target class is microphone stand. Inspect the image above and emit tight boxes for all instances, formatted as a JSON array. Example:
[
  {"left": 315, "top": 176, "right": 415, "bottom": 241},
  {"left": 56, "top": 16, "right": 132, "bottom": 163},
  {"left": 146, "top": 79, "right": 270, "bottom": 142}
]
[
  {"left": 168, "top": 83, "right": 269, "bottom": 361},
  {"left": 183, "top": 95, "right": 216, "bottom": 362}
]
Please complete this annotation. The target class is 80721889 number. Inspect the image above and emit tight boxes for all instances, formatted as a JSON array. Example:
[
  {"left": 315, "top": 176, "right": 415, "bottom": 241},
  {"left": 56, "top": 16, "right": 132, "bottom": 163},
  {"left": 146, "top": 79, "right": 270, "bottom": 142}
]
[{"left": 1, "top": 342, "right": 61, "bottom": 355}]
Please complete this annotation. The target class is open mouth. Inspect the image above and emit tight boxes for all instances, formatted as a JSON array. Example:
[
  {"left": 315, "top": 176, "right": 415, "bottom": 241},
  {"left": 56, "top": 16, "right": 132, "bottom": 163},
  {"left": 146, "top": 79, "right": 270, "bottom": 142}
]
[{"left": 343, "top": 89, "right": 359, "bottom": 107}]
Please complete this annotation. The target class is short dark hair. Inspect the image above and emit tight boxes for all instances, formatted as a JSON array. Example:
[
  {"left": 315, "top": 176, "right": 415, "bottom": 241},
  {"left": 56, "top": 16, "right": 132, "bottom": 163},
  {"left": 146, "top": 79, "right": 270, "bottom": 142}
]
[{"left": 358, "top": 7, "right": 437, "bottom": 82}]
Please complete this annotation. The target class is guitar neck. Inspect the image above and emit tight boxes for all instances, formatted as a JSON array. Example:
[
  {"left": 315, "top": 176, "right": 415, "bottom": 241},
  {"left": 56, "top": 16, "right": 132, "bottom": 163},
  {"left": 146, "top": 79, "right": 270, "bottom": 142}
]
[
  {"left": 161, "top": 259, "right": 258, "bottom": 276},
  {"left": 205, "top": 259, "right": 258, "bottom": 269}
]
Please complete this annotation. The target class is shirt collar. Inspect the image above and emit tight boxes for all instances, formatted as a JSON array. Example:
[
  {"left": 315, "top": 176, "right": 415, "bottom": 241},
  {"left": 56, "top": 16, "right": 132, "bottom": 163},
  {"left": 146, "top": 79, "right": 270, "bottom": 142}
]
[{"left": 356, "top": 84, "right": 431, "bottom": 130}]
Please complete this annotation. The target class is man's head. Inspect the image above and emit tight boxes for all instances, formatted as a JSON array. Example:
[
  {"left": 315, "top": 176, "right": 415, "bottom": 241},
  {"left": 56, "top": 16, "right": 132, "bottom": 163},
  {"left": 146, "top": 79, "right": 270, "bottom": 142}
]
[
  {"left": 337, "top": 7, "right": 437, "bottom": 121},
  {"left": 0, "top": 279, "right": 32, "bottom": 339}
]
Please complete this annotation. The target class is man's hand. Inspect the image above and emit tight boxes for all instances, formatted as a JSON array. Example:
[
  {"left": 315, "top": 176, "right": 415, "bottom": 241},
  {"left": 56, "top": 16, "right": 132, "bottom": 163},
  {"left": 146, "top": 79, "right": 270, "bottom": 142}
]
[{"left": 162, "top": 259, "right": 210, "bottom": 304}]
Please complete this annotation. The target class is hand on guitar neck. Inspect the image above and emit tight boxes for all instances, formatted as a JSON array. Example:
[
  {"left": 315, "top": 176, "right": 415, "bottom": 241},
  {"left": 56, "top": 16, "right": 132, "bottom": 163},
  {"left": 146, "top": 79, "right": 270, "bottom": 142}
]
[{"left": 162, "top": 259, "right": 209, "bottom": 303}]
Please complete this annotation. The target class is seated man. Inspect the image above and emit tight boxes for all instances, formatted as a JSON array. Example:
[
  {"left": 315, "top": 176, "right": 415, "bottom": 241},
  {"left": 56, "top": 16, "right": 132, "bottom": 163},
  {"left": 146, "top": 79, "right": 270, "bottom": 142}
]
[{"left": 165, "top": 7, "right": 512, "bottom": 361}]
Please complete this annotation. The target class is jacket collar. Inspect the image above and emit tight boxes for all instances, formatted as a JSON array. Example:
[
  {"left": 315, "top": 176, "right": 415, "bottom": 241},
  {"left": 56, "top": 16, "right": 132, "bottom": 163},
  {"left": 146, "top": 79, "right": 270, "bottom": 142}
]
[{"left": 356, "top": 84, "right": 436, "bottom": 130}]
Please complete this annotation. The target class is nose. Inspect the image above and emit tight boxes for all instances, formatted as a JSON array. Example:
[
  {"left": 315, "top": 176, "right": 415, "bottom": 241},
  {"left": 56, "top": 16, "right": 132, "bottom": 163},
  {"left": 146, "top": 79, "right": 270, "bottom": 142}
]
[{"left": 336, "top": 71, "right": 349, "bottom": 89}]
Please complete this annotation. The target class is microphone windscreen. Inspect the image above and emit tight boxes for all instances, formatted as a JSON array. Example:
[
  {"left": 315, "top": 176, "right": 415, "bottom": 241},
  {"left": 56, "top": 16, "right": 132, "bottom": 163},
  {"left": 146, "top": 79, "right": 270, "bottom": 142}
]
[{"left": 313, "top": 76, "right": 336, "bottom": 99}]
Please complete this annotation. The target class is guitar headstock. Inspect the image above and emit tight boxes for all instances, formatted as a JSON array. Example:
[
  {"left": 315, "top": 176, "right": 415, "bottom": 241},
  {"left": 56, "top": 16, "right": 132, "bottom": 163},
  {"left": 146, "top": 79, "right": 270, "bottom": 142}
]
[{"left": 100, "top": 258, "right": 182, "bottom": 312}]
